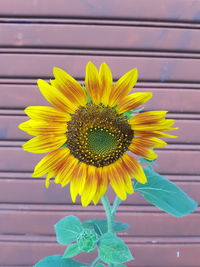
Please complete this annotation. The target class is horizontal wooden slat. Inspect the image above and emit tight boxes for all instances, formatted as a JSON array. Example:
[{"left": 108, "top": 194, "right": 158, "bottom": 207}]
[
  {"left": 0, "top": 178, "right": 198, "bottom": 204},
  {"left": 0, "top": 0, "right": 199, "bottom": 23},
  {"left": 0, "top": 148, "right": 199, "bottom": 174},
  {"left": 1, "top": 84, "right": 200, "bottom": 113},
  {"left": 1, "top": 24, "right": 200, "bottom": 52},
  {"left": 2, "top": 234, "right": 200, "bottom": 244},
  {"left": 0, "top": 54, "right": 200, "bottom": 82},
  {"left": 0, "top": 116, "right": 198, "bottom": 144},
  {"left": 1, "top": 209, "right": 199, "bottom": 237},
  {"left": 1, "top": 241, "right": 200, "bottom": 266}
]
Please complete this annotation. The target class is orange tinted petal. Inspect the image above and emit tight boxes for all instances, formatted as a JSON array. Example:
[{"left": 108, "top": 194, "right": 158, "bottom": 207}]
[
  {"left": 117, "top": 92, "right": 152, "bottom": 114},
  {"left": 122, "top": 153, "right": 147, "bottom": 184},
  {"left": 135, "top": 130, "right": 178, "bottom": 139},
  {"left": 70, "top": 162, "right": 87, "bottom": 203},
  {"left": 93, "top": 167, "right": 108, "bottom": 205},
  {"left": 99, "top": 62, "right": 113, "bottom": 106},
  {"left": 25, "top": 106, "right": 71, "bottom": 122},
  {"left": 108, "top": 163, "right": 127, "bottom": 200},
  {"left": 37, "top": 79, "right": 77, "bottom": 113},
  {"left": 52, "top": 67, "right": 87, "bottom": 107},
  {"left": 32, "top": 148, "right": 70, "bottom": 177},
  {"left": 129, "top": 111, "right": 168, "bottom": 125},
  {"left": 19, "top": 119, "right": 67, "bottom": 136},
  {"left": 81, "top": 165, "right": 98, "bottom": 206},
  {"left": 22, "top": 134, "right": 67, "bottom": 153},
  {"left": 85, "top": 62, "right": 101, "bottom": 105},
  {"left": 109, "top": 68, "right": 138, "bottom": 107}
]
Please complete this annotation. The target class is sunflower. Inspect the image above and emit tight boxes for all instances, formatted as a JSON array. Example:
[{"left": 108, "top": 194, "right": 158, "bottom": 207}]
[{"left": 19, "top": 62, "right": 177, "bottom": 206}]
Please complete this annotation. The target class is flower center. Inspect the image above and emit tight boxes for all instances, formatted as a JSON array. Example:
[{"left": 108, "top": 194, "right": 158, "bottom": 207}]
[
  {"left": 87, "top": 128, "right": 117, "bottom": 155},
  {"left": 67, "top": 103, "right": 133, "bottom": 167}
]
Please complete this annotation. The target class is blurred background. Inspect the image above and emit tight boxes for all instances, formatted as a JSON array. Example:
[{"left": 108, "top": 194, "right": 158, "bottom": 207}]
[{"left": 0, "top": 0, "right": 200, "bottom": 266}]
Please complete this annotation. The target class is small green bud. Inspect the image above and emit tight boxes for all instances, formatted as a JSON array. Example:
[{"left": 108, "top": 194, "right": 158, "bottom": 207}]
[{"left": 76, "top": 228, "right": 98, "bottom": 252}]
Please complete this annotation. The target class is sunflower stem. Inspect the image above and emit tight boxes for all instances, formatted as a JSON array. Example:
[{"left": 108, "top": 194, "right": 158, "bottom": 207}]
[
  {"left": 91, "top": 256, "right": 100, "bottom": 266},
  {"left": 111, "top": 196, "right": 122, "bottom": 216},
  {"left": 101, "top": 194, "right": 113, "bottom": 233}
]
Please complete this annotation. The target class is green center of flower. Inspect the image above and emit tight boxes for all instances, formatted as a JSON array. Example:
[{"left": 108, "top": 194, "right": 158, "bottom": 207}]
[
  {"left": 67, "top": 103, "right": 133, "bottom": 167},
  {"left": 87, "top": 128, "right": 117, "bottom": 155}
]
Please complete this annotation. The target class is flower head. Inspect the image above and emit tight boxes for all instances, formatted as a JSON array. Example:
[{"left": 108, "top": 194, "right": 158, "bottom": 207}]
[{"left": 19, "top": 62, "right": 177, "bottom": 206}]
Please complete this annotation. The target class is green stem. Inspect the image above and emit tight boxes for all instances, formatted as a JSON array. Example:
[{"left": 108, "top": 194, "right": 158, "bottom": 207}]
[
  {"left": 101, "top": 195, "right": 113, "bottom": 233},
  {"left": 101, "top": 195, "right": 123, "bottom": 267},
  {"left": 111, "top": 196, "right": 122, "bottom": 216},
  {"left": 91, "top": 256, "right": 100, "bottom": 267}
]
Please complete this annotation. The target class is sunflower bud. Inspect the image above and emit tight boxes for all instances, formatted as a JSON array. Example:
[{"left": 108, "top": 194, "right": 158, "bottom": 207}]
[{"left": 76, "top": 228, "right": 98, "bottom": 252}]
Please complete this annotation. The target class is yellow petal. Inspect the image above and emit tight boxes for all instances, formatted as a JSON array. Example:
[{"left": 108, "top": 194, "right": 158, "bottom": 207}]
[
  {"left": 93, "top": 167, "right": 108, "bottom": 205},
  {"left": 85, "top": 62, "right": 101, "bottom": 105},
  {"left": 109, "top": 68, "right": 138, "bottom": 107},
  {"left": 131, "top": 137, "right": 167, "bottom": 148},
  {"left": 81, "top": 165, "right": 98, "bottom": 206},
  {"left": 99, "top": 62, "right": 113, "bottom": 106},
  {"left": 116, "top": 158, "right": 134, "bottom": 194},
  {"left": 135, "top": 130, "right": 178, "bottom": 139},
  {"left": 56, "top": 155, "right": 79, "bottom": 186},
  {"left": 129, "top": 111, "right": 168, "bottom": 125},
  {"left": 45, "top": 171, "right": 55, "bottom": 188},
  {"left": 19, "top": 119, "right": 67, "bottom": 136},
  {"left": 32, "top": 148, "right": 70, "bottom": 177},
  {"left": 122, "top": 153, "right": 147, "bottom": 184},
  {"left": 70, "top": 163, "right": 87, "bottom": 203},
  {"left": 37, "top": 79, "right": 77, "bottom": 113},
  {"left": 24, "top": 106, "right": 71, "bottom": 122},
  {"left": 131, "top": 119, "right": 176, "bottom": 132},
  {"left": 129, "top": 143, "right": 158, "bottom": 161},
  {"left": 52, "top": 67, "right": 87, "bottom": 107},
  {"left": 108, "top": 163, "right": 127, "bottom": 200},
  {"left": 117, "top": 92, "right": 152, "bottom": 114},
  {"left": 23, "top": 134, "right": 67, "bottom": 153}
]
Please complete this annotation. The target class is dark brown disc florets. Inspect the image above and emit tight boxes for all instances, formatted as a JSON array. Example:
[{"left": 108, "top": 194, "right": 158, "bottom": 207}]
[{"left": 67, "top": 103, "right": 133, "bottom": 167}]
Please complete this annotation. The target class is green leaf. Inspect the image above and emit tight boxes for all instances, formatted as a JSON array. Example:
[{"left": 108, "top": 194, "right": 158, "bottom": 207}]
[
  {"left": 98, "top": 233, "right": 134, "bottom": 264},
  {"left": 54, "top": 216, "right": 83, "bottom": 245},
  {"left": 33, "top": 255, "right": 89, "bottom": 267},
  {"left": 82, "top": 219, "right": 129, "bottom": 235},
  {"left": 134, "top": 167, "right": 198, "bottom": 217},
  {"left": 95, "top": 264, "right": 105, "bottom": 267},
  {"left": 63, "top": 243, "right": 80, "bottom": 259},
  {"left": 116, "top": 265, "right": 127, "bottom": 267}
]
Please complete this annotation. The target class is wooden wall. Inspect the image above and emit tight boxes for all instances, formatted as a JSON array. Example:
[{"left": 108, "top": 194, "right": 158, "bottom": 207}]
[{"left": 0, "top": 0, "right": 199, "bottom": 266}]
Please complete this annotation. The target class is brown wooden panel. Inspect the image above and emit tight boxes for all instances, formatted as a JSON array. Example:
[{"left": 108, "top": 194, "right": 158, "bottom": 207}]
[
  {"left": 0, "top": 178, "right": 198, "bottom": 205},
  {"left": 1, "top": 209, "right": 199, "bottom": 237},
  {"left": 0, "top": 148, "right": 200, "bottom": 174},
  {"left": 1, "top": 84, "right": 200, "bottom": 113},
  {"left": 0, "top": 241, "right": 200, "bottom": 266},
  {"left": 0, "top": 54, "right": 200, "bottom": 82},
  {"left": 1, "top": 24, "right": 200, "bottom": 52},
  {"left": 0, "top": 0, "right": 199, "bottom": 22},
  {"left": 0, "top": 115, "right": 199, "bottom": 145}
]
